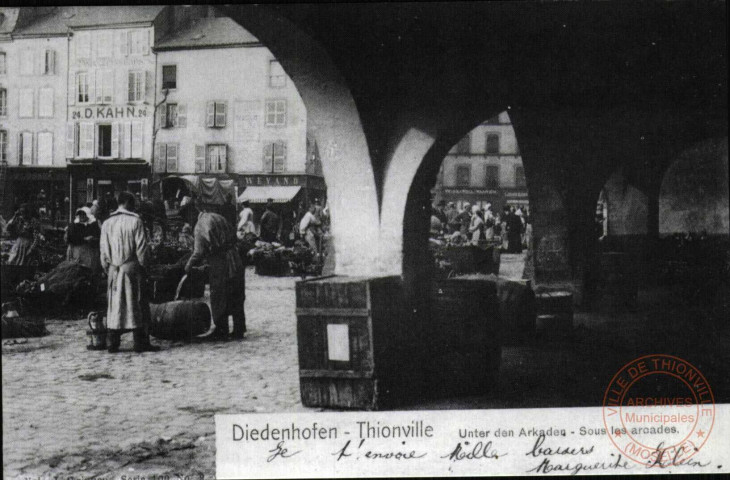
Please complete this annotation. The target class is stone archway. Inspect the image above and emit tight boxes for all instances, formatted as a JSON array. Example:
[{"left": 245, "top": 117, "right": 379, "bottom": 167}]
[{"left": 221, "top": 5, "right": 381, "bottom": 276}]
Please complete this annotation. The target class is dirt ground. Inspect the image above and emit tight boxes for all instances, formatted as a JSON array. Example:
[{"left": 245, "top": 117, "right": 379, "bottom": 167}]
[{"left": 3, "top": 258, "right": 729, "bottom": 479}]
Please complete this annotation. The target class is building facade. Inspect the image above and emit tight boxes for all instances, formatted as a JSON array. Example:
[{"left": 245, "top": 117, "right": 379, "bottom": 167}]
[
  {"left": 153, "top": 16, "right": 324, "bottom": 213},
  {"left": 433, "top": 111, "right": 529, "bottom": 212},
  {"left": 1, "top": 6, "right": 323, "bottom": 221},
  {"left": 1, "top": 7, "right": 68, "bottom": 220}
]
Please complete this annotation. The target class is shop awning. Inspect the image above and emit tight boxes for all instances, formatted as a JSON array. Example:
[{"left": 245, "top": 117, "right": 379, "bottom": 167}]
[{"left": 238, "top": 186, "right": 301, "bottom": 204}]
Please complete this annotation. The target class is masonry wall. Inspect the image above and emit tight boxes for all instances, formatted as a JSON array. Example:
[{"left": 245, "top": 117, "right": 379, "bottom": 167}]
[
  {"left": 155, "top": 46, "right": 307, "bottom": 175},
  {"left": 1, "top": 35, "right": 68, "bottom": 167},
  {"left": 659, "top": 137, "right": 729, "bottom": 235},
  {"left": 603, "top": 169, "right": 648, "bottom": 236}
]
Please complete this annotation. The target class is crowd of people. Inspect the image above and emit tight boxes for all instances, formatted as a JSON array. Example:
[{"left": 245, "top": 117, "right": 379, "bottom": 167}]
[{"left": 430, "top": 200, "right": 531, "bottom": 253}]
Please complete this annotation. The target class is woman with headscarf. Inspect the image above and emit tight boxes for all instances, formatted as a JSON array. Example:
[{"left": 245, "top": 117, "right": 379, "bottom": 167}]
[
  {"left": 6, "top": 204, "right": 41, "bottom": 265},
  {"left": 66, "top": 206, "right": 102, "bottom": 273}
]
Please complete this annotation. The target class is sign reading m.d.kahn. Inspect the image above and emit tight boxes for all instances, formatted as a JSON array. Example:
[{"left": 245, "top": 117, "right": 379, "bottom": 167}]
[{"left": 71, "top": 106, "right": 149, "bottom": 120}]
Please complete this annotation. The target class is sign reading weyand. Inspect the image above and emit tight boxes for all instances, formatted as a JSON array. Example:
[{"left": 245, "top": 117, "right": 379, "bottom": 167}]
[
  {"left": 71, "top": 106, "right": 149, "bottom": 120},
  {"left": 240, "top": 175, "right": 326, "bottom": 190}
]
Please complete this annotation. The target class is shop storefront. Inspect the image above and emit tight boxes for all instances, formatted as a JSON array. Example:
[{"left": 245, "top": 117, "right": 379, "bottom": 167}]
[
  {"left": 67, "top": 161, "right": 150, "bottom": 214},
  {"left": 439, "top": 186, "right": 529, "bottom": 212},
  {"left": 237, "top": 174, "right": 327, "bottom": 210},
  {"left": 2, "top": 167, "right": 69, "bottom": 225}
]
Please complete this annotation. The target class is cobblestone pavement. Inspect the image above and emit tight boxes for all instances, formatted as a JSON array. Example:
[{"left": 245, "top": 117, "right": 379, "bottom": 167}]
[{"left": 2, "top": 267, "right": 310, "bottom": 480}]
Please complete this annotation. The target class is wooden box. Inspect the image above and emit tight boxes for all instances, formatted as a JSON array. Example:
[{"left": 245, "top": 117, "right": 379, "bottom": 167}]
[
  {"left": 296, "top": 276, "right": 423, "bottom": 410},
  {"left": 428, "top": 278, "right": 502, "bottom": 397}
]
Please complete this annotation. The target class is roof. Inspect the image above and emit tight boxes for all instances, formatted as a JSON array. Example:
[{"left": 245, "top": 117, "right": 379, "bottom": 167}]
[
  {"left": 0, "top": 8, "right": 20, "bottom": 36},
  {"left": 155, "top": 17, "right": 260, "bottom": 50},
  {"left": 14, "top": 6, "right": 165, "bottom": 36}
]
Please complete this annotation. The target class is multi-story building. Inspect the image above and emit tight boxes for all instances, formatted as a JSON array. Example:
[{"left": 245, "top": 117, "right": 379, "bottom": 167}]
[
  {"left": 0, "top": 6, "right": 324, "bottom": 221},
  {"left": 153, "top": 16, "right": 325, "bottom": 214},
  {"left": 433, "top": 111, "right": 529, "bottom": 212},
  {"left": 0, "top": 7, "right": 68, "bottom": 220}
]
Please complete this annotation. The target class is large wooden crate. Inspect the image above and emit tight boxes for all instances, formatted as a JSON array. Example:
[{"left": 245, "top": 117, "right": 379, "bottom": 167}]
[
  {"left": 296, "top": 276, "right": 423, "bottom": 410},
  {"left": 428, "top": 278, "right": 502, "bottom": 397}
]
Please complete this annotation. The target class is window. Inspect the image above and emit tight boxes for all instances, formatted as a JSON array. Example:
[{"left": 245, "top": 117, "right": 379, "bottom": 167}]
[
  {"left": 0, "top": 88, "right": 6, "bottom": 116},
  {"left": 19, "top": 89, "right": 34, "bottom": 118},
  {"left": 0, "top": 51, "right": 7, "bottom": 75},
  {"left": 39, "top": 88, "right": 54, "bottom": 118},
  {"left": 128, "top": 71, "right": 145, "bottom": 102},
  {"left": 269, "top": 60, "right": 286, "bottom": 87},
  {"left": 515, "top": 166, "right": 526, "bottom": 188},
  {"left": 20, "top": 49, "right": 34, "bottom": 75},
  {"left": 161, "top": 103, "right": 177, "bottom": 128},
  {"left": 486, "top": 133, "right": 500, "bottom": 154},
  {"left": 263, "top": 141, "right": 287, "bottom": 173},
  {"left": 265, "top": 99, "right": 286, "bottom": 126},
  {"left": 97, "top": 32, "right": 112, "bottom": 58},
  {"left": 76, "top": 32, "right": 91, "bottom": 59},
  {"left": 154, "top": 143, "right": 179, "bottom": 173},
  {"left": 456, "top": 134, "right": 470, "bottom": 154},
  {"left": 96, "top": 70, "right": 114, "bottom": 103},
  {"left": 77, "top": 72, "right": 90, "bottom": 103},
  {"left": 206, "top": 101, "right": 227, "bottom": 128},
  {"left": 0, "top": 130, "right": 7, "bottom": 161},
  {"left": 485, "top": 165, "right": 500, "bottom": 189},
  {"left": 128, "top": 30, "right": 149, "bottom": 56},
  {"left": 162, "top": 65, "right": 176, "bottom": 90},
  {"left": 19, "top": 132, "right": 33, "bottom": 165},
  {"left": 37, "top": 132, "right": 53, "bottom": 166},
  {"left": 456, "top": 165, "right": 471, "bottom": 187},
  {"left": 44, "top": 50, "right": 56, "bottom": 75},
  {"left": 207, "top": 144, "right": 227, "bottom": 173},
  {"left": 97, "top": 124, "right": 112, "bottom": 157}
]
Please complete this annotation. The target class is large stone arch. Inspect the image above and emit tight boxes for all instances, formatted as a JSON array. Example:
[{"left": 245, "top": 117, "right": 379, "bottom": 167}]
[
  {"left": 221, "top": 5, "right": 380, "bottom": 275},
  {"left": 659, "top": 137, "right": 729, "bottom": 235}
]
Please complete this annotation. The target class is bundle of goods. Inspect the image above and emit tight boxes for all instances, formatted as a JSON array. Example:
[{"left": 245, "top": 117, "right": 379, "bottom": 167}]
[
  {"left": 14, "top": 260, "right": 103, "bottom": 311},
  {"left": 147, "top": 252, "right": 206, "bottom": 302},
  {"left": 429, "top": 236, "right": 499, "bottom": 277},
  {"left": 149, "top": 240, "right": 190, "bottom": 266},
  {"left": 249, "top": 240, "right": 320, "bottom": 276},
  {"left": 2, "top": 308, "right": 46, "bottom": 339},
  {"left": 237, "top": 232, "right": 259, "bottom": 265}
]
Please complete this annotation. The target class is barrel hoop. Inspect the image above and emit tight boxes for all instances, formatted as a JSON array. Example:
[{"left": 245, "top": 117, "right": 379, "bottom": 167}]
[
  {"left": 296, "top": 308, "right": 370, "bottom": 317},
  {"left": 300, "top": 369, "right": 374, "bottom": 379}
]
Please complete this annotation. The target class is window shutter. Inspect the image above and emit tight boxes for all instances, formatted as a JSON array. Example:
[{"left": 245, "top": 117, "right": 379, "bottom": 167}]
[
  {"left": 111, "top": 123, "right": 120, "bottom": 158},
  {"left": 206, "top": 102, "right": 215, "bottom": 127},
  {"left": 88, "top": 71, "right": 96, "bottom": 105},
  {"left": 117, "top": 31, "right": 128, "bottom": 57},
  {"left": 121, "top": 121, "right": 131, "bottom": 158},
  {"left": 22, "top": 132, "right": 34, "bottom": 165},
  {"left": 176, "top": 104, "right": 186, "bottom": 127},
  {"left": 37, "top": 132, "right": 53, "bottom": 166},
  {"left": 103, "top": 70, "right": 114, "bottom": 103},
  {"left": 144, "top": 29, "right": 151, "bottom": 55},
  {"left": 131, "top": 121, "right": 143, "bottom": 158},
  {"left": 157, "top": 105, "right": 167, "bottom": 129},
  {"left": 215, "top": 102, "right": 227, "bottom": 127},
  {"left": 69, "top": 75, "right": 76, "bottom": 106},
  {"left": 219, "top": 145, "right": 227, "bottom": 172},
  {"left": 145, "top": 70, "right": 153, "bottom": 102},
  {"left": 127, "top": 72, "right": 134, "bottom": 102},
  {"left": 154, "top": 143, "right": 166, "bottom": 173},
  {"left": 79, "top": 123, "right": 94, "bottom": 159},
  {"left": 166, "top": 144, "right": 178, "bottom": 172},
  {"left": 194, "top": 145, "right": 206, "bottom": 172},
  {"left": 263, "top": 143, "right": 273, "bottom": 172},
  {"left": 66, "top": 123, "right": 77, "bottom": 158}
]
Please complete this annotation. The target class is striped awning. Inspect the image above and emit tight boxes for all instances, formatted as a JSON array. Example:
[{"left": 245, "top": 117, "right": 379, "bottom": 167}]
[{"left": 237, "top": 186, "right": 302, "bottom": 204}]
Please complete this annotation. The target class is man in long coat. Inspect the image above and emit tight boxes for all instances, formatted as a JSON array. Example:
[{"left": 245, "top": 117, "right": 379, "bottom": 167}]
[
  {"left": 185, "top": 207, "right": 246, "bottom": 340},
  {"left": 100, "top": 192, "right": 159, "bottom": 353}
]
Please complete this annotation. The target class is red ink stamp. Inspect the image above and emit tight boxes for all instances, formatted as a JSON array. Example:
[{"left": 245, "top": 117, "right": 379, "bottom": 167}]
[{"left": 602, "top": 354, "right": 715, "bottom": 467}]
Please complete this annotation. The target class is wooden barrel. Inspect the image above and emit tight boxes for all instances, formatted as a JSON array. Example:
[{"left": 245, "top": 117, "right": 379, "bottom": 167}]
[
  {"left": 296, "top": 276, "right": 421, "bottom": 410},
  {"left": 429, "top": 278, "right": 501, "bottom": 397},
  {"left": 149, "top": 301, "right": 211, "bottom": 341}
]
